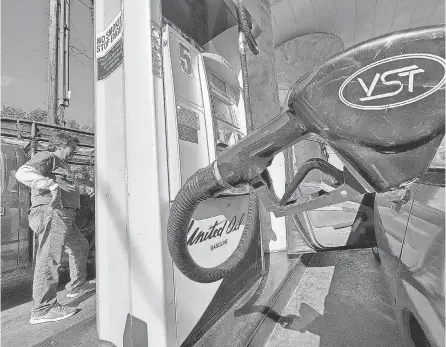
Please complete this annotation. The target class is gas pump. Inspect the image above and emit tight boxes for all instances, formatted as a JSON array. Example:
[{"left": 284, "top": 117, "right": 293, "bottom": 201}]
[{"left": 161, "top": 18, "right": 263, "bottom": 345}]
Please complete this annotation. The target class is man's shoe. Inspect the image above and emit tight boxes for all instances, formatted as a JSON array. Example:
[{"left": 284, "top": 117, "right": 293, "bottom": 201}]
[
  {"left": 29, "top": 304, "right": 77, "bottom": 325},
  {"left": 66, "top": 282, "right": 96, "bottom": 298}
]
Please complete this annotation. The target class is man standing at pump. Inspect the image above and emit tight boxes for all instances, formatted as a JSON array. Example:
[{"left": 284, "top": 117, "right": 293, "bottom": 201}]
[{"left": 15, "top": 132, "right": 95, "bottom": 324}]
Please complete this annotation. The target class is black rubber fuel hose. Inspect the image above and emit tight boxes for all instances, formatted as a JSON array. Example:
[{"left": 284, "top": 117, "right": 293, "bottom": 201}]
[{"left": 167, "top": 163, "right": 258, "bottom": 283}]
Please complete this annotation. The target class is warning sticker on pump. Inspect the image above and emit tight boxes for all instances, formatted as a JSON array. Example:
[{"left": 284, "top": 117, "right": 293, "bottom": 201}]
[
  {"left": 97, "top": 40, "right": 123, "bottom": 80},
  {"left": 176, "top": 105, "right": 200, "bottom": 129},
  {"left": 151, "top": 21, "right": 163, "bottom": 79},
  {"left": 96, "top": 8, "right": 123, "bottom": 80},
  {"left": 178, "top": 124, "right": 198, "bottom": 144}
]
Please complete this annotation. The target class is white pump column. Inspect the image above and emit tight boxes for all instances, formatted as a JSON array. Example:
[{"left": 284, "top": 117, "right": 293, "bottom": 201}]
[{"left": 95, "top": 0, "right": 172, "bottom": 346}]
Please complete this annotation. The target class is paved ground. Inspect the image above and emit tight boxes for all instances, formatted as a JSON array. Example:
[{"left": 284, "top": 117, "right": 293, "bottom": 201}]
[
  {"left": 196, "top": 252, "right": 302, "bottom": 347},
  {"left": 2, "top": 277, "right": 100, "bottom": 347},
  {"left": 264, "top": 249, "right": 404, "bottom": 347},
  {"left": 2, "top": 249, "right": 404, "bottom": 347}
]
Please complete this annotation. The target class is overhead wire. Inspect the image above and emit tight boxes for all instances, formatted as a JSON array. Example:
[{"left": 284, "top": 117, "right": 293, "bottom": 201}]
[
  {"left": 74, "top": 0, "right": 93, "bottom": 10},
  {"left": 69, "top": 41, "right": 93, "bottom": 70},
  {"left": 70, "top": 45, "right": 93, "bottom": 60},
  {"left": 429, "top": 0, "right": 443, "bottom": 25},
  {"left": 407, "top": 2, "right": 418, "bottom": 28},
  {"left": 71, "top": 53, "right": 93, "bottom": 70},
  {"left": 388, "top": 0, "right": 400, "bottom": 33},
  {"left": 71, "top": 35, "right": 90, "bottom": 54},
  {"left": 1, "top": 29, "right": 47, "bottom": 57},
  {"left": 370, "top": 0, "right": 379, "bottom": 38},
  {"left": 2, "top": 42, "right": 49, "bottom": 61}
]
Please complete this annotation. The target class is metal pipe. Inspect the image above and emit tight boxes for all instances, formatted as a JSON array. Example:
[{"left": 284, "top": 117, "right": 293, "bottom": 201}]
[
  {"left": 30, "top": 123, "right": 37, "bottom": 158},
  {"left": 64, "top": 0, "right": 70, "bottom": 109},
  {"left": 56, "top": 0, "right": 66, "bottom": 124},
  {"left": 30, "top": 122, "right": 38, "bottom": 268},
  {"left": 236, "top": 0, "right": 262, "bottom": 275}
]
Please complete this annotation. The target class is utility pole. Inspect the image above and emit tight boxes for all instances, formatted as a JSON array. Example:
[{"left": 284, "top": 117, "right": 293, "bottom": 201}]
[
  {"left": 47, "top": 0, "right": 59, "bottom": 125},
  {"left": 64, "top": 0, "right": 71, "bottom": 125}
]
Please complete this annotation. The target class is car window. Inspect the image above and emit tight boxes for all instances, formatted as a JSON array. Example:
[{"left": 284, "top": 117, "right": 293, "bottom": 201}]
[{"left": 429, "top": 137, "right": 445, "bottom": 169}]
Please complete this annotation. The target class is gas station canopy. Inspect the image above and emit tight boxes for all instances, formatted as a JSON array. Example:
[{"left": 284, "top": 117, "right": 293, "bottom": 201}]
[
  {"left": 162, "top": 0, "right": 240, "bottom": 46},
  {"left": 270, "top": 0, "right": 445, "bottom": 48}
]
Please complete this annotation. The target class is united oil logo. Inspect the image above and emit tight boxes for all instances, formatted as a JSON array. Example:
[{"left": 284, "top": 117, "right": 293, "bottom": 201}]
[
  {"left": 339, "top": 54, "right": 446, "bottom": 110},
  {"left": 186, "top": 213, "right": 246, "bottom": 268},
  {"left": 187, "top": 214, "right": 245, "bottom": 249}
]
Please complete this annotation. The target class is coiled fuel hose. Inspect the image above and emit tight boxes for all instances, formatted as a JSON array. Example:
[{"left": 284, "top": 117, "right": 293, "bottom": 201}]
[{"left": 166, "top": 1, "right": 262, "bottom": 283}]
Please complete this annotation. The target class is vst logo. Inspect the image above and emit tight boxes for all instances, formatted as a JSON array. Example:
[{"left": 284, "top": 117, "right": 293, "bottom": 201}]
[
  {"left": 339, "top": 54, "right": 446, "bottom": 110},
  {"left": 357, "top": 65, "right": 424, "bottom": 101}
]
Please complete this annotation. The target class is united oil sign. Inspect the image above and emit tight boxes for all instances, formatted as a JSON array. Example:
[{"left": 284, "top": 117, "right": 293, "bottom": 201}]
[{"left": 187, "top": 195, "right": 249, "bottom": 268}]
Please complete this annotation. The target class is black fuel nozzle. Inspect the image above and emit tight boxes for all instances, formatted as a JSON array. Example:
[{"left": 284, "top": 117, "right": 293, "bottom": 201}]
[{"left": 215, "top": 110, "right": 307, "bottom": 188}]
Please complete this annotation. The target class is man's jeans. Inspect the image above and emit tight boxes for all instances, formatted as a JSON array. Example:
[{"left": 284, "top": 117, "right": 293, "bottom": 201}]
[{"left": 29, "top": 205, "right": 89, "bottom": 315}]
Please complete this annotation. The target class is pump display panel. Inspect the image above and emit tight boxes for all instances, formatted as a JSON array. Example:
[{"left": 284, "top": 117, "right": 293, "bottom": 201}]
[
  {"left": 212, "top": 95, "right": 239, "bottom": 128},
  {"left": 209, "top": 72, "right": 227, "bottom": 94},
  {"left": 207, "top": 74, "right": 243, "bottom": 156}
]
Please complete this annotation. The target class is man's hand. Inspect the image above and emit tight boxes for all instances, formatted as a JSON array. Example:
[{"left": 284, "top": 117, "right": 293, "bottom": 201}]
[
  {"left": 58, "top": 182, "right": 77, "bottom": 193},
  {"left": 50, "top": 187, "right": 63, "bottom": 209},
  {"left": 85, "top": 186, "right": 95, "bottom": 198}
]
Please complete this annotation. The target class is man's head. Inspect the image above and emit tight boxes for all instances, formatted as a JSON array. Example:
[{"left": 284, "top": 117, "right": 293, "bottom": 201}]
[{"left": 48, "top": 133, "right": 80, "bottom": 160}]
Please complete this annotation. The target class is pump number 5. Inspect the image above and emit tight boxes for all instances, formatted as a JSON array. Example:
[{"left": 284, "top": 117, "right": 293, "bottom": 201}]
[{"left": 179, "top": 42, "right": 193, "bottom": 78}]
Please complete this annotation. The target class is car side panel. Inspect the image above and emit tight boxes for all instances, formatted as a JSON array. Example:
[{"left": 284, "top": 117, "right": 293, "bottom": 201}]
[
  {"left": 1, "top": 143, "right": 21, "bottom": 273},
  {"left": 374, "top": 190, "right": 414, "bottom": 306},
  {"left": 397, "top": 181, "right": 445, "bottom": 347}
]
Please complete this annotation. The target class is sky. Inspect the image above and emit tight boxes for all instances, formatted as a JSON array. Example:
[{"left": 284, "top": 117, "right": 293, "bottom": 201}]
[{"left": 1, "top": 0, "right": 94, "bottom": 127}]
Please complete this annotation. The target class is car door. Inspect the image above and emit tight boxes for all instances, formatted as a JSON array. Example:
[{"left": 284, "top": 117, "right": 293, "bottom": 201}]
[
  {"left": 1, "top": 142, "right": 21, "bottom": 274},
  {"left": 286, "top": 139, "right": 377, "bottom": 255},
  {"left": 372, "top": 172, "right": 416, "bottom": 305},
  {"left": 395, "top": 137, "right": 445, "bottom": 347},
  {"left": 285, "top": 137, "right": 419, "bottom": 303}
]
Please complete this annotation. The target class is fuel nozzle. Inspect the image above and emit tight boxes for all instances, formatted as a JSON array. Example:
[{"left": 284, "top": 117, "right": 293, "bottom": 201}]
[
  {"left": 165, "top": 108, "right": 307, "bottom": 283},
  {"left": 215, "top": 110, "right": 307, "bottom": 188}
]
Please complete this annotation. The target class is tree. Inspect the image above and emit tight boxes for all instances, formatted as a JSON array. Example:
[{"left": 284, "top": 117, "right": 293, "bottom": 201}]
[
  {"left": 28, "top": 108, "right": 49, "bottom": 122},
  {"left": 1, "top": 104, "right": 94, "bottom": 132},
  {"left": 81, "top": 123, "right": 95, "bottom": 132},
  {"left": 1, "top": 104, "right": 27, "bottom": 120},
  {"left": 65, "top": 119, "right": 80, "bottom": 130},
  {"left": 72, "top": 163, "right": 95, "bottom": 187},
  {"left": 1, "top": 104, "right": 49, "bottom": 122}
]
